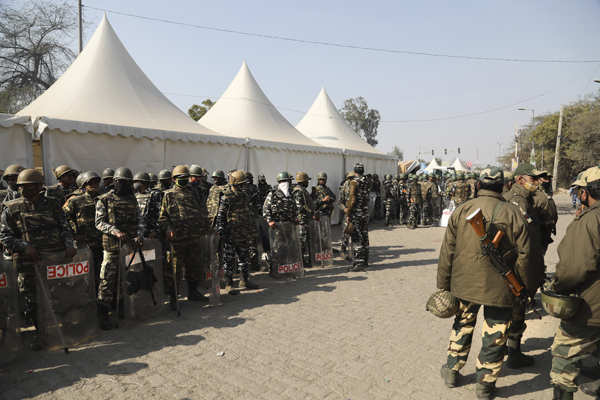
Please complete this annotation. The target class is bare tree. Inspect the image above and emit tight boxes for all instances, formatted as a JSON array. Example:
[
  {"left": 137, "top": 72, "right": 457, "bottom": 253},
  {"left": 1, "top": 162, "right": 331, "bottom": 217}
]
[{"left": 0, "top": 1, "right": 76, "bottom": 112}]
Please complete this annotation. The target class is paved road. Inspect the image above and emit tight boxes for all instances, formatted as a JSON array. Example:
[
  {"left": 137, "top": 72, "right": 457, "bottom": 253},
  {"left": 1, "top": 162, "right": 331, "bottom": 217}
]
[{"left": 1, "top": 193, "right": 596, "bottom": 399}]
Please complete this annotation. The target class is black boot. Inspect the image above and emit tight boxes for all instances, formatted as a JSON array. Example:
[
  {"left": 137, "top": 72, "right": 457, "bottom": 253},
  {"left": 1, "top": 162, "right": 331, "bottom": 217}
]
[
  {"left": 506, "top": 341, "right": 534, "bottom": 368},
  {"left": 169, "top": 291, "right": 177, "bottom": 310},
  {"left": 98, "top": 303, "right": 115, "bottom": 331},
  {"left": 240, "top": 273, "right": 259, "bottom": 290},
  {"left": 440, "top": 365, "right": 458, "bottom": 388},
  {"left": 187, "top": 281, "right": 209, "bottom": 302},
  {"left": 552, "top": 386, "right": 573, "bottom": 400},
  {"left": 225, "top": 274, "right": 239, "bottom": 295},
  {"left": 475, "top": 382, "right": 495, "bottom": 399},
  {"left": 580, "top": 379, "right": 600, "bottom": 397}
]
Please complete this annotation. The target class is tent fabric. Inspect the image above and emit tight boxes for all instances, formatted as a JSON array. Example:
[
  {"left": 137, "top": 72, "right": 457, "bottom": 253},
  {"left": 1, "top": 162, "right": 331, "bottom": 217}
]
[
  {"left": 296, "top": 88, "right": 384, "bottom": 155},
  {"left": 424, "top": 158, "right": 446, "bottom": 173},
  {"left": 17, "top": 15, "right": 219, "bottom": 139},
  {"left": 0, "top": 114, "right": 33, "bottom": 169},
  {"left": 200, "top": 62, "right": 337, "bottom": 153},
  {"left": 452, "top": 158, "right": 470, "bottom": 171}
]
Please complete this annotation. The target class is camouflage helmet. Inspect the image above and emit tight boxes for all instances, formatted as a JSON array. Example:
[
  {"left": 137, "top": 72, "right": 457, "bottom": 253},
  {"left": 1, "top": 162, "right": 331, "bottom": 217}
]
[
  {"left": 353, "top": 163, "right": 365, "bottom": 175},
  {"left": 158, "top": 169, "right": 172, "bottom": 181},
  {"left": 54, "top": 164, "right": 75, "bottom": 179},
  {"left": 3, "top": 164, "right": 24, "bottom": 178},
  {"left": 172, "top": 165, "right": 190, "bottom": 178},
  {"left": 229, "top": 170, "right": 247, "bottom": 185},
  {"left": 102, "top": 168, "right": 115, "bottom": 179},
  {"left": 189, "top": 164, "right": 203, "bottom": 177},
  {"left": 571, "top": 166, "right": 600, "bottom": 188},
  {"left": 113, "top": 167, "right": 133, "bottom": 181},
  {"left": 317, "top": 172, "right": 327, "bottom": 181},
  {"left": 540, "top": 288, "right": 581, "bottom": 320},
  {"left": 277, "top": 171, "right": 292, "bottom": 182},
  {"left": 16, "top": 168, "right": 44, "bottom": 185},
  {"left": 479, "top": 167, "right": 504, "bottom": 185},
  {"left": 149, "top": 173, "right": 158, "bottom": 184},
  {"left": 133, "top": 172, "right": 150, "bottom": 182},
  {"left": 426, "top": 289, "right": 458, "bottom": 319},
  {"left": 211, "top": 170, "right": 225, "bottom": 180},
  {"left": 80, "top": 171, "right": 101, "bottom": 187},
  {"left": 295, "top": 172, "right": 310, "bottom": 183}
]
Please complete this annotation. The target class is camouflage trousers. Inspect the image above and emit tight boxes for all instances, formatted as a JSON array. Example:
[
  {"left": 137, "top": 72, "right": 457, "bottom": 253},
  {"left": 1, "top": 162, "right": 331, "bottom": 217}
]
[
  {"left": 550, "top": 321, "right": 600, "bottom": 392},
  {"left": 247, "top": 222, "right": 259, "bottom": 271},
  {"left": 422, "top": 200, "right": 432, "bottom": 225},
  {"left": 446, "top": 300, "right": 511, "bottom": 383},
  {"left": 397, "top": 199, "right": 408, "bottom": 223},
  {"left": 341, "top": 219, "right": 351, "bottom": 254},
  {"left": 350, "top": 215, "right": 369, "bottom": 269},
  {"left": 384, "top": 199, "right": 395, "bottom": 225},
  {"left": 223, "top": 235, "right": 249, "bottom": 278},
  {"left": 164, "top": 239, "right": 210, "bottom": 294},
  {"left": 297, "top": 223, "right": 313, "bottom": 267},
  {"left": 407, "top": 202, "right": 420, "bottom": 228},
  {"left": 98, "top": 250, "right": 120, "bottom": 307},
  {"left": 16, "top": 262, "right": 37, "bottom": 326}
]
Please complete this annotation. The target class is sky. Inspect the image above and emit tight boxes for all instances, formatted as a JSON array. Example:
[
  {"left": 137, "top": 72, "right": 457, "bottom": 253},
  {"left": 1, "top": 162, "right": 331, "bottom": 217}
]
[{"left": 38, "top": 1, "right": 600, "bottom": 164}]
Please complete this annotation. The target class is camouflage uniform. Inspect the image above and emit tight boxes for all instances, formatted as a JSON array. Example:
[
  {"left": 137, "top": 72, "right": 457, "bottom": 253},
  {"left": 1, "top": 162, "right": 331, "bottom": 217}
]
[
  {"left": 420, "top": 178, "right": 433, "bottom": 226},
  {"left": 240, "top": 180, "right": 261, "bottom": 271},
  {"left": 429, "top": 177, "right": 442, "bottom": 221},
  {"left": 466, "top": 177, "right": 478, "bottom": 199},
  {"left": 257, "top": 177, "right": 272, "bottom": 254},
  {"left": 397, "top": 177, "right": 409, "bottom": 224},
  {"left": 45, "top": 183, "right": 76, "bottom": 208},
  {"left": 338, "top": 176, "right": 352, "bottom": 254},
  {"left": 311, "top": 183, "right": 336, "bottom": 218},
  {"left": 450, "top": 179, "right": 471, "bottom": 206},
  {"left": 95, "top": 190, "right": 144, "bottom": 308},
  {"left": 135, "top": 189, "right": 162, "bottom": 237},
  {"left": 263, "top": 188, "right": 296, "bottom": 224},
  {"left": 292, "top": 183, "right": 314, "bottom": 268},
  {"left": 406, "top": 177, "right": 422, "bottom": 229},
  {"left": 158, "top": 182, "right": 210, "bottom": 295},
  {"left": 371, "top": 175, "right": 383, "bottom": 219},
  {"left": 0, "top": 195, "right": 73, "bottom": 326},
  {"left": 382, "top": 176, "right": 396, "bottom": 225},
  {"left": 63, "top": 191, "right": 103, "bottom": 290},
  {"left": 345, "top": 172, "right": 369, "bottom": 270}
]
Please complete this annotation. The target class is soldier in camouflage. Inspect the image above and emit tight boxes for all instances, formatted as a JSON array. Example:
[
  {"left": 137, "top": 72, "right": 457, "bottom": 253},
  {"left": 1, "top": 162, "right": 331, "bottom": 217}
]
[
  {"left": 293, "top": 172, "right": 316, "bottom": 268},
  {"left": 372, "top": 174, "right": 383, "bottom": 219},
  {"left": 216, "top": 170, "right": 259, "bottom": 291},
  {"left": 0, "top": 169, "right": 75, "bottom": 349},
  {"left": 450, "top": 173, "right": 471, "bottom": 206},
  {"left": 189, "top": 165, "right": 210, "bottom": 206},
  {"left": 420, "top": 175, "right": 433, "bottom": 226},
  {"left": 158, "top": 165, "right": 211, "bottom": 307},
  {"left": 466, "top": 172, "right": 478, "bottom": 199},
  {"left": 0, "top": 164, "right": 24, "bottom": 206},
  {"left": 397, "top": 174, "right": 409, "bottom": 224},
  {"left": 240, "top": 172, "right": 261, "bottom": 272},
  {"left": 95, "top": 167, "right": 144, "bottom": 329},
  {"left": 133, "top": 172, "right": 161, "bottom": 238},
  {"left": 46, "top": 165, "right": 78, "bottom": 206},
  {"left": 406, "top": 174, "right": 422, "bottom": 229},
  {"left": 338, "top": 172, "right": 353, "bottom": 257},
  {"left": 344, "top": 163, "right": 370, "bottom": 271},
  {"left": 63, "top": 171, "right": 103, "bottom": 292},
  {"left": 382, "top": 174, "right": 396, "bottom": 226},
  {"left": 311, "top": 172, "right": 336, "bottom": 218},
  {"left": 256, "top": 173, "right": 272, "bottom": 262},
  {"left": 156, "top": 169, "right": 172, "bottom": 192},
  {"left": 206, "top": 170, "right": 228, "bottom": 226},
  {"left": 100, "top": 168, "right": 115, "bottom": 195},
  {"left": 429, "top": 175, "right": 442, "bottom": 222},
  {"left": 263, "top": 172, "right": 297, "bottom": 277},
  {"left": 437, "top": 168, "right": 532, "bottom": 399}
]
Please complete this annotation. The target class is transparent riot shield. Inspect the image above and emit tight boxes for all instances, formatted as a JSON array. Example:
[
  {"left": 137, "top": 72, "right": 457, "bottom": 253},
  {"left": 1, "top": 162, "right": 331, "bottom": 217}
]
[
  {"left": 198, "top": 233, "right": 222, "bottom": 306},
  {"left": 35, "top": 249, "right": 97, "bottom": 351},
  {"left": 310, "top": 216, "right": 333, "bottom": 268},
  {"left": 1, "top": 257, "right": 23, "bottom": 365},
  {"left": 120, "top": 239, "right": 164, "bottom": 321},
  {"left": 269, "top": 222, "right": 304, "bottom": 278},
  {"left": 368, "top": 192, "right": 377, "bottom": 220}
]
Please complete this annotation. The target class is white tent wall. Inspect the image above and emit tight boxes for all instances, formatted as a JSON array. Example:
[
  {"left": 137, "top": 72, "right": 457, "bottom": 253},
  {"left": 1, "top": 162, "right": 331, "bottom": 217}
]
[
  {"left": 41, "top": 130, "right": 164, "bottom": 185},
  {"left": 0, "top": 115, "right": 33, "bottom": 169},
  {"left": 344, "top": 153, "right": 397, "bottom": 178},
  {"left": 164, "top": 141, "right": 247, "bottom": 173}
]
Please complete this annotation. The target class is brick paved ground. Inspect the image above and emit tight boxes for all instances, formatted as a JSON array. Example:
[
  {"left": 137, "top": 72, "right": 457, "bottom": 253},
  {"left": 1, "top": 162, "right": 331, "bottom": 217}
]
[{"left": 1, "top": 193, "right": 597, "bottom": 399}]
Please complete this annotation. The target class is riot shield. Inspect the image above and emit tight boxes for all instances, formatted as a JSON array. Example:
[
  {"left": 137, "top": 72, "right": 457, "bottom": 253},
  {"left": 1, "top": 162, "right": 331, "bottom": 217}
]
[
  {"left": 269, "top": 222, "right": 304, "bottom": 278},
  {"left": 120, "top": 239, "right": 164, "bottom": 321},
  {"left": 1, "top": 257, "right": 23, "bottom": 365},
  {"left": 310, "top": 216, "right": 333, "bottom": 268},
  {"left": 35, "top": 249, "right": 97, "bottom": 351},
  {"left": 198, "top": 233, "right": 222, "bottom": 306},
  {"left": 368, "top": 192, "right": 377, "bottom": 220}
]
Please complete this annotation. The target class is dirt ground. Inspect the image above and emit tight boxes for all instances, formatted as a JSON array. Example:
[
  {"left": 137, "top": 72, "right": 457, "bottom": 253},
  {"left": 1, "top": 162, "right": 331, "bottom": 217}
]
[{"left": 1, "top": 193, "right": 597, "bottom": 399}]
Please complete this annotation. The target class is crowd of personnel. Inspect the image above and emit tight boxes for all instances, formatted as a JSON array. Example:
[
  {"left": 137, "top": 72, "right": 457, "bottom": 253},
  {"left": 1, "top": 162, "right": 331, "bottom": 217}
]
[
  {"left": 0, "top": 162, "right": 372, "bottom": 349},
  {"left": 431, "top": 163, "right": 599, "bottom": 400}
]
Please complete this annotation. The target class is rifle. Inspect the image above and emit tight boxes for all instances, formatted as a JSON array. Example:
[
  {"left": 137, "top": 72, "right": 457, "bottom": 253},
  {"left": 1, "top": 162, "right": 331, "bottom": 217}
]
[{"left": 465, "top": 208, "right": 528, "bottom": 301}]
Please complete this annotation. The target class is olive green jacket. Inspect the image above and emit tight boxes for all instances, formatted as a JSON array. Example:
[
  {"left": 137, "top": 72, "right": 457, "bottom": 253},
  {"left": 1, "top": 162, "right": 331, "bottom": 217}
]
[
  {"left": 555, "top": 201, "right": 600, "bottom": 327},
  {"left": 437, "top": 190, "right": 532, "bottom": 307}
]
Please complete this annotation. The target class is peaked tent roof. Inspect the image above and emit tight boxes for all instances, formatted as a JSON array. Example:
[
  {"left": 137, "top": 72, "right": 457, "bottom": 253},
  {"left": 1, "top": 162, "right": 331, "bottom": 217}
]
[
  {"left": 452, "top": 158, "right": 469, "bottom": 171},
  {"left": 424, "top": 158, "right": 443, "bottom": 172},
  {"left": 17, "top": 15, "right": 232, "bottom": 143},
  {"left": 295, "top": 88, "right": 384, "bottom": 156},
  {"left": 200, "top": 62, "right": 334, "bottom": 152}
]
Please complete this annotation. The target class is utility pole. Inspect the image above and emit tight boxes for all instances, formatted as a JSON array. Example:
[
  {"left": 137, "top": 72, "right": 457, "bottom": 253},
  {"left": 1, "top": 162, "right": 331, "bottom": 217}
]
[
  {"left": 78, "top": 0, "right": 83, "bottom": 54},
  {"left": 551, "top": 106, "right": 564, "bottom": 192}
]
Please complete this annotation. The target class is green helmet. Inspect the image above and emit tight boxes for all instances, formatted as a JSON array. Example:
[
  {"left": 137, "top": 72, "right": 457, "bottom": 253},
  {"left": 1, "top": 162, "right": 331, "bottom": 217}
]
[
  {"left": 102, "top": 168, "right": 114, "bottom": 179},
  {"left": 295, "top": 171, "right": 310, "bottom": 183},
  {"left": 17, "top": 169, "right": 44, "bottom": 185},
  {"left": 54, "top": 164, "right": 74, "bottom": 179},
  {"left": 133, "top": 172, "right": 150, "bottom": 182},
  {"left": 114, "top": 167, "right": 133, "bottom": 181},
  {"left": 211, "top": 170, "right": 225, "bottom": 180},
  {"left": 426, "top": 289, "right": 458, "bottom": 319},
  {"left": 75, "top": 173, "right": 85, "bottom": 188},
  {"left": 80, "top": 171, "right": 101, "bottom": 187},
  {"left": 149, "top": 173, "right": 158, "bottom": 184},
  {"left": 189, "top": 164, "right": 203, "bottom": 177},
  {"left": 158, "top": 169, "right": 172, "bottom": 181},
  {"left": 172, "top": 165, "right": 190, "bottom": 178},
  {"left": 277, "top": 171, "right": 292, "bottom": 182},
  {"left": 541, "top": 288, "right": 581, "bottom": 320}
]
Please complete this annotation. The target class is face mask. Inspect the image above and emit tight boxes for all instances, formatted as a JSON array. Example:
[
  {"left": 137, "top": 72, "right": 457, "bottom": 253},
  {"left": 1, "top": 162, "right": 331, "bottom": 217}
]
[
  {"left": 278, "top": 181, "right": 290, "bottom": 197},
  {"left": 190, "top": 180, "right": 199, "bottom": 187},
  {"left": 541, "top": 181, "right": 552, "bottom": 195},
  {"left": 19, "top": 185, "right": 41, "bottom": 199},
  {"left": 176, "top": 178, "right": 188, "bottom": 188},
  {"left": 522, "top": 180, "right": 538, "bottom": 193},
  {"left": 578, "top": 189, "right": 589, "bottom": 207},
  {"left": 7, "top": 182, "right": 17, "bottom": 191},
  {"left": 114, "top": 180, "right": 133, "bottom": 196}
]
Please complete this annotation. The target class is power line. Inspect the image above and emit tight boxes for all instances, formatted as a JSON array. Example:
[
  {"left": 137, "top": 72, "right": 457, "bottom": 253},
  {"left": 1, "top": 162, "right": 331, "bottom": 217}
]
[{"left": 84, "top": 5, "right": 600, "bottom": 64}]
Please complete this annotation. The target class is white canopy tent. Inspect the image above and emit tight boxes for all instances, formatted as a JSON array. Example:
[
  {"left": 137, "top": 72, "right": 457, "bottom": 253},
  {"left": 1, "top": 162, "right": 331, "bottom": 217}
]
[
  {"left": 295, "top": 88, "right": 397, "bottom": 178},
  {"left": 200, "top": 62, "right": 344, "bottom": 192},
  {"left": 451, "top": 158, "right": 470, "bottom": 172},
  {"left": 17, "top": 16, "right": 246, "bottom": 183},
  {"left": 0, "top": 114, "right": 33, "bottom": 169},
  {"left": 424, "top": 158, "right": 445, "bottom": 173}
]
